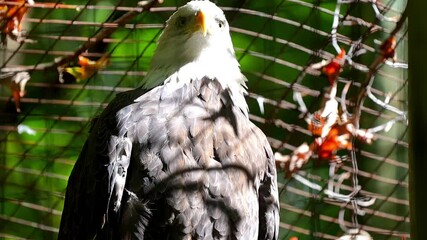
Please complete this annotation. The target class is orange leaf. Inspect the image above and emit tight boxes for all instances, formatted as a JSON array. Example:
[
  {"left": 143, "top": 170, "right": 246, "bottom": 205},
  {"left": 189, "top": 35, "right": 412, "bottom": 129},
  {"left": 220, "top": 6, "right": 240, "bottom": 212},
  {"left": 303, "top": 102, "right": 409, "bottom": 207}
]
[
  {"left": 321, "top": 48, "right": 346, "bottom": 85},
  {"left": 380, "top": 36, "right": 396, "bottom": 59}
]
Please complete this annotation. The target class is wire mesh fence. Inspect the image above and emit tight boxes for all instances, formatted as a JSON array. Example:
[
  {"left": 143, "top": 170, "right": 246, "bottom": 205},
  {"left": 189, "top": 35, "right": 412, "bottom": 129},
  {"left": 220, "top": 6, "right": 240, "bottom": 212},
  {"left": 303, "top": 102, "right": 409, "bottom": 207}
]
[{"left": 0, "top": 0, "right": 408, "bottom": 239}]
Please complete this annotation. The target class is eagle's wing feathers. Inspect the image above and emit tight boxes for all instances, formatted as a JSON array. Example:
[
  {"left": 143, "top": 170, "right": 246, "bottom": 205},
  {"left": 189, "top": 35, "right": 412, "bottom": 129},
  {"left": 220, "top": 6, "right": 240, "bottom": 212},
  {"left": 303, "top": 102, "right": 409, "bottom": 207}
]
[
  {"left": 58, "top": 88, "right": 146, "bottom": 239},
  {"left": 258, "top": 134, "right": 280, "bottom": 240}
]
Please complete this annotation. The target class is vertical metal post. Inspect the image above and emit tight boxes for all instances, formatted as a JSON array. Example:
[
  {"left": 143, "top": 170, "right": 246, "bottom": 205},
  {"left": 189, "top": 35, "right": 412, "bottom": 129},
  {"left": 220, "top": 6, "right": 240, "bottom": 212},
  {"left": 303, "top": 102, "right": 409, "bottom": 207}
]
[{"left": 408, "top": 1, "right": 427, "bottom": 239}]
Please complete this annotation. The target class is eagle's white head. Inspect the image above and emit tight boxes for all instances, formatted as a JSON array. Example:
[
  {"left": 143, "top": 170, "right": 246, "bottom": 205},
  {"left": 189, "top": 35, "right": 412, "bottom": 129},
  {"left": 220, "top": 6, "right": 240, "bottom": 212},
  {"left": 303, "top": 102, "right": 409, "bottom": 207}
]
[{"left": 142, "top": 0, "right": 247, "bottom": 96}]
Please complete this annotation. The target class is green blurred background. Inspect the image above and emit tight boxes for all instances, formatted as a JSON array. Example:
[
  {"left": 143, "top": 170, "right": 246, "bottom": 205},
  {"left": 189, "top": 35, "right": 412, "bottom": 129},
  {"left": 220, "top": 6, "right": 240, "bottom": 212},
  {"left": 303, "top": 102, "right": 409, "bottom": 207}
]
[{"left": 0, "top": 0, "right": 408, "bottom": 239}]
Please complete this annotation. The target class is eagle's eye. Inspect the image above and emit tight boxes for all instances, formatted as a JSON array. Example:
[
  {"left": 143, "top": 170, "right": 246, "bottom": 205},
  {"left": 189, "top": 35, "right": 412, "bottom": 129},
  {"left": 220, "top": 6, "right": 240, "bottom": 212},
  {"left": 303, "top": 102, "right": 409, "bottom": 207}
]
[
  {"left": 177, "top": 16, "right": 188, "bottom": 27},
  {"left": 218, "top": 20, "right": 225, "bottom": 29}
]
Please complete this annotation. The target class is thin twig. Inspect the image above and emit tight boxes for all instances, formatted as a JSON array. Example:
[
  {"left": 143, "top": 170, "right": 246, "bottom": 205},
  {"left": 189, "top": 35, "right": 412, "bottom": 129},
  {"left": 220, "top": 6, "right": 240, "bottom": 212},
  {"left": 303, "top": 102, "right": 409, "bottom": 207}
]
[{"left": 353, "top": 7, "right": 407, "bottom": 129}]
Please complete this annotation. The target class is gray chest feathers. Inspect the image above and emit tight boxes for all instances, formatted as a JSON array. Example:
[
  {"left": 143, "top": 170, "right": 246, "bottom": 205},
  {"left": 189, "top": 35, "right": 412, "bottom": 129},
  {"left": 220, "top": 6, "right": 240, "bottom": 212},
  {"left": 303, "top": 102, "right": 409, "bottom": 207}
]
[{"left": 117, "top": 77, "right": 271, "bottom": 239}]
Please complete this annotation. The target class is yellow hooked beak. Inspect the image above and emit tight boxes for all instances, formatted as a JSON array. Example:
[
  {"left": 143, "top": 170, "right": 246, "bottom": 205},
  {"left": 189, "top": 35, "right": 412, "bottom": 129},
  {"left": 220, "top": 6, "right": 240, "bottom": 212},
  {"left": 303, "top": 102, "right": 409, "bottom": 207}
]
[{"left": 196, "top": 10, "right": 207, "bottom": 37}]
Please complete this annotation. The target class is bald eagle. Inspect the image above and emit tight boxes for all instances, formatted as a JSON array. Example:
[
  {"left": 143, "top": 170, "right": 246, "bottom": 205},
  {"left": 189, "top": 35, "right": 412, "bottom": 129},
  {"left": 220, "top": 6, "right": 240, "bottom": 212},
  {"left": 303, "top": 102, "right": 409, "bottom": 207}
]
[{"left": 59, "top": 1, "right": 279, "bottom": 239}]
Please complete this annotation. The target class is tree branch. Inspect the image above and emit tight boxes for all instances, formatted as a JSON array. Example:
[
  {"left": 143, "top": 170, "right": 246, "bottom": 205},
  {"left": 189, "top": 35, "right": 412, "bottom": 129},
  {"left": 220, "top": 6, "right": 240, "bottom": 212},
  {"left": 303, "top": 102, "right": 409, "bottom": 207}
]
[{"left": 1, "top": 0, "right": 163, "bottom": 73}]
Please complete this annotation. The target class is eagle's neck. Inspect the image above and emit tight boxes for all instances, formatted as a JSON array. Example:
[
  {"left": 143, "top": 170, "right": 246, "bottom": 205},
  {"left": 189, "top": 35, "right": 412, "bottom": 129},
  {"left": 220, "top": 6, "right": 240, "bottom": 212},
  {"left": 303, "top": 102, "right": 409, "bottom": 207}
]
[{"left": 142, "top": 44, "right": 248, "bottom": 117}]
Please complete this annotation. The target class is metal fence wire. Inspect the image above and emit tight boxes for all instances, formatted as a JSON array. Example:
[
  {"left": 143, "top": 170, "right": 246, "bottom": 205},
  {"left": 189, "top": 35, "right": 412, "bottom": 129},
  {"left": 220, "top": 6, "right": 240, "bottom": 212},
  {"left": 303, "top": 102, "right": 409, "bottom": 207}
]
[{"left": 0, "top": 0, "right": 408, "bottom": 239}]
